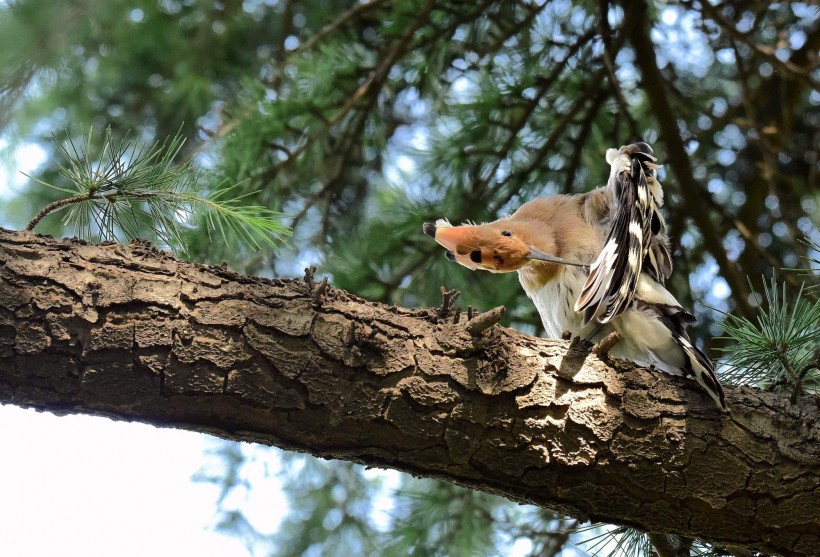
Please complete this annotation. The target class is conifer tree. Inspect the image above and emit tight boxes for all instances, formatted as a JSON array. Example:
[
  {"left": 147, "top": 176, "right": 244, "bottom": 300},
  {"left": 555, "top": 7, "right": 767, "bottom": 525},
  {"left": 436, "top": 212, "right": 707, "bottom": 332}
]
[{"left": 1, "top": 1, "right": 817, "bottom": 555}]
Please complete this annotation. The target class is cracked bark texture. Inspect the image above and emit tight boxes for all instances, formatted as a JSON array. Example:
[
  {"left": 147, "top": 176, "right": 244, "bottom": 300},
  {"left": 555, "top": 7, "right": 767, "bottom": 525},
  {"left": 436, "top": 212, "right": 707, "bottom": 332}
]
[{"left": 0, "top": 228, "right": 818, "bottom": 556}]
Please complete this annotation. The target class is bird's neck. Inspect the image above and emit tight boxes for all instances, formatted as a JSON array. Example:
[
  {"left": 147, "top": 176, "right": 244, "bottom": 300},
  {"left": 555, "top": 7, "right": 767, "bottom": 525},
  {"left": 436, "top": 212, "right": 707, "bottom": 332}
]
[{"left": 517, "top": 261, "right": 562, "bottom": 294}]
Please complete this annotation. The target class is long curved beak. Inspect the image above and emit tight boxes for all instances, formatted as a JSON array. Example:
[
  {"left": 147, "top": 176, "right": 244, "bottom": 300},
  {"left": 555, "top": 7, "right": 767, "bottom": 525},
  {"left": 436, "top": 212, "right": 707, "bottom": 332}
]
[{"left": 526, "top": 248, "right": 589, "bottom": 268}]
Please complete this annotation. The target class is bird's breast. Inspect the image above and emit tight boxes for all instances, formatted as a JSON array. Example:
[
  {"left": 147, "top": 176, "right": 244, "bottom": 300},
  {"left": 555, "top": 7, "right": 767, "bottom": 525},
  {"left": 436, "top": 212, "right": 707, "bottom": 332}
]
[{"left": 519, "top": 267, "right": 595, "bottom": 339}]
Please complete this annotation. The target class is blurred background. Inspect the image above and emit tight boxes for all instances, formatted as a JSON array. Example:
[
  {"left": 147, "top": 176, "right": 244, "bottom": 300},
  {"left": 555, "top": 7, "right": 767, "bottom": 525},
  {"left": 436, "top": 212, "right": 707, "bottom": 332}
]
[{"left": 0, "top": 1, "right": 817, "bottom": 555}]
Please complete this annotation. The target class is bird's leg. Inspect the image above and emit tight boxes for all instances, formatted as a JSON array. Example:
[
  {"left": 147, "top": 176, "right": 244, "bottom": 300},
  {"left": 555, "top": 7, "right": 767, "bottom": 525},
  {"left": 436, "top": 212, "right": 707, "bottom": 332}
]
[{"left": 591, "top": 331, "right": 622, "bottom": 360}]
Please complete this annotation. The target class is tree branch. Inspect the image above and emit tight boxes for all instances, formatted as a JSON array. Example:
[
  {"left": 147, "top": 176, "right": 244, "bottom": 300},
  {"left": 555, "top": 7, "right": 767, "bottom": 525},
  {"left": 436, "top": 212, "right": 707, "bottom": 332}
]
[
  {"left": 0, "top": 228, "right": 818, "bottom": 556},
  {"left": 290, "top": 0, "right": 388, "bottom": 59},
  {"left": 693, "top": 1, "right": 819, "bottom": 89},
  {"left": 792, "top": 355, "right": 820, "bottom": 404},
  {"left": 598, "top": 0, "right": 640, "bottom": 141},
  {"left": 258, "top": 0, "right": 436, "bottom": 188}
]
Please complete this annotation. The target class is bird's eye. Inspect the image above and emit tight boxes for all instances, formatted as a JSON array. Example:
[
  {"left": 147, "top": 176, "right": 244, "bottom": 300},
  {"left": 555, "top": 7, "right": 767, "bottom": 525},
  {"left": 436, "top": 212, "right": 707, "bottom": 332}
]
[
  {"left": 469, "top": 250, "right": 482, "bottom": 263},
  {"left": 445, "top": 251, "right": 456, "bottom": 262},
  {"left": 501, "top": 230, "right": 512, "bottom": 237}
]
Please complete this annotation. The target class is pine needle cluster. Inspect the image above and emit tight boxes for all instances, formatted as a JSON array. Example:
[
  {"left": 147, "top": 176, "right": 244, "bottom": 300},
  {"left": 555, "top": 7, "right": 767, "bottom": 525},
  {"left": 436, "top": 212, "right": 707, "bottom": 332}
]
[
  {"left": 718, "top": 276, "right": 820, "bottom": 399},
  {"left": 25, "top": 127, "right": 289, "bottom": 255}
]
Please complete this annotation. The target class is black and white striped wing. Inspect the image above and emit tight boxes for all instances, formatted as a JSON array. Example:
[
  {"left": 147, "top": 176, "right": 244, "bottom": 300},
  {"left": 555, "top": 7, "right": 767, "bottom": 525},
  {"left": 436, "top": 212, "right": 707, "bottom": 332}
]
[
  {"left": 638, "top": 296, "right": 726, "bottom": 410},
  {"left": 575, "top": 143, "right": 670, "bottom": 324}
]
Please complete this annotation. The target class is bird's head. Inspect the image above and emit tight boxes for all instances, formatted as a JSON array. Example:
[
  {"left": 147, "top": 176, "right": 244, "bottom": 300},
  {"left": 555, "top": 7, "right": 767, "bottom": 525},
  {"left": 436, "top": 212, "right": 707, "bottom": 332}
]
[{"left": 423, "top": 218, "right": 571, "bottom": 273}]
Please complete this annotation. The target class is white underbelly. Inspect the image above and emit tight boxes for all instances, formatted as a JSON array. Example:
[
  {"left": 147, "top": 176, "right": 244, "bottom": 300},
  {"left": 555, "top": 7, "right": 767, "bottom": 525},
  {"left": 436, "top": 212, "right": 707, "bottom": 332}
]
[
  {"left": 611, "top": 307, "right": 684, "bottom": 375},
  {"left": 518, "top": 268, "right": 686, "bottom": 375},
  {"left": 520, "top": 268, "right": 606, "bottom": 340}
]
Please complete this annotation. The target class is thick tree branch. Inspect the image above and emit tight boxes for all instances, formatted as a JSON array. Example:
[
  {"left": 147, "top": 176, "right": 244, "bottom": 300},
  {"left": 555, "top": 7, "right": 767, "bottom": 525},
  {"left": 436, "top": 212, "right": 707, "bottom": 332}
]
[{"left": 0, "top": 228, "right": 818, "bottom": 556}]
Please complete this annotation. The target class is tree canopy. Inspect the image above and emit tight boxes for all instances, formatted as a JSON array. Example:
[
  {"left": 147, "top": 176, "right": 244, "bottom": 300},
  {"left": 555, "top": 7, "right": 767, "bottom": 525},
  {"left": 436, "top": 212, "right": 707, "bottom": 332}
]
[{"left": 1, "top": 0, "right": 818, "bottom": 555}]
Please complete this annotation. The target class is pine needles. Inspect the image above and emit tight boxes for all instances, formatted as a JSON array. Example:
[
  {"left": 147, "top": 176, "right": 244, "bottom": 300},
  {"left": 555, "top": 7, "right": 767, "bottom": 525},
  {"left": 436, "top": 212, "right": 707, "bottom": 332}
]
[
  {"left": 794, "top": 237, "right": 820, "bottom": 293},
  {"left": 25, "top": 127, "right": 290, "bottom": 254},
  {"left": 576, "top": 524, "right": 655, "bottom": 557},
  {"left": 717, "top": 276, "right": 820, "bottom": 398}
]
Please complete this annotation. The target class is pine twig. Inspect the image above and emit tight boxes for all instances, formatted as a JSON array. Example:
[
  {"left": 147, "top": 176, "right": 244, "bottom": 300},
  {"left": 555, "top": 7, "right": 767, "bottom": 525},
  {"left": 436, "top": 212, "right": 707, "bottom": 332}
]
[
  {"left": 26, "top": 192, "right": 96, "bottom": 231},
  {"left": 561, "top": 90, "right": 607, "bottom": 193},
  {"left": 694, "top": 1, "right": 818, "bottom": 87},
  {"left": 598, "top": 0, "right": 640, "bottom": 140},
  {"left": 791, "top": 355, "right": 820, "bottom": 403},
  {"left": 703, "top": 192, "right": 805, "bottom": 292},
  {"left": 290, "top": 0, "right": 388, "bottom": 59},
  {"left": 486, "top": 63, "right": 608, "bottom": 215},
  {"left": 473, "top": 27, "right": 600, "bottom": 202},
  {"left": 273, "top": 0, "right": 437, "bottom": 178},
  {"left": 24, "top": 128, "right": 289, "bottom": 253}
]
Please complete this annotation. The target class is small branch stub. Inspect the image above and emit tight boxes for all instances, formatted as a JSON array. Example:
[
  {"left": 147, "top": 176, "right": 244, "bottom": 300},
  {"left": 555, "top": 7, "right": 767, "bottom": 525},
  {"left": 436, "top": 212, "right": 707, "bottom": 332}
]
[
  {"left": 568, "top": 335, "right": 593, "bottom": 352},
  {"left": 464, "top": 305, "right": 505, "bottom": 336},
  {"left": 304, "top": 265, "right": 317, "bottom": 292},
  {"left": 437, "top": 286, "right": 461, "bottom": 321},
  {"left": 592, "top": 331, "right": 622, "bottom": 359},
  {"left": 313, "top": 276, "right": 329, "bottom": 302},
  {"left": 304, "top": 265, "right": 329, "bottom": 303}
]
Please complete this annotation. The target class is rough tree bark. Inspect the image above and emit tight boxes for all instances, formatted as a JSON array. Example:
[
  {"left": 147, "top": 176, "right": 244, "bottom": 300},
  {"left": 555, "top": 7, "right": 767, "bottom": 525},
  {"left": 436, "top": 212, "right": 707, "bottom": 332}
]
[{"left": 1, "top": 228, "right": 818, "bottom": 556}]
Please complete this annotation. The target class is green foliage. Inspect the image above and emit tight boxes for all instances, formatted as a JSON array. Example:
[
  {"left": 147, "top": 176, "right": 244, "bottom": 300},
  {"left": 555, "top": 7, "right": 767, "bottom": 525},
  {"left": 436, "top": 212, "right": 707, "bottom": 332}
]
[
  {"left": 793, "top": 237, "right": 820, "bottom": 293},
  {"left": 26, "top": 127, "right": 289, "bottom": 254},
  {"left": 385, "top": 479, "right": 500, "bottom": 557},
  {"left": 577, "top": 526, "right": 739, "bottom": 557},
  {"left": 196, "top": 450, "right": 507, "bottom": 557},
  {"left": 3, "top": 1, "right": 819, "bottom": 557},
  {"left": 271, "top": 455, "right": 384, "bottom": 557},
  {"left": 192, "top": 442, "right": 265, "bottom": 550},
  {"left": 577, "top": 524, "right": 655, "bottom": 557},
  {"left": 718, "top": 276, "right": 820, "bottom": 395}
]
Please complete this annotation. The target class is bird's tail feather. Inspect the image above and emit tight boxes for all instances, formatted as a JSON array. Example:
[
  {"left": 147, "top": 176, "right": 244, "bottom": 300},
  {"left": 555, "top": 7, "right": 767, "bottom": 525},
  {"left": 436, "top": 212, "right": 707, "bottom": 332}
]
[
  {"left": 675, "top": 334, "right": 726, "bottom": 410},
  {"left": 627, "top": 299, "right": 726, "bottom": 410}
]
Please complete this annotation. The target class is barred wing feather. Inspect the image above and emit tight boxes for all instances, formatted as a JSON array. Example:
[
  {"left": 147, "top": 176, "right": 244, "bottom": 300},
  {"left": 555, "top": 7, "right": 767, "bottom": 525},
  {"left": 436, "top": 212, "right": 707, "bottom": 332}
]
[{"left": 575, "top": 144, "right": 670, "bottom": 324}]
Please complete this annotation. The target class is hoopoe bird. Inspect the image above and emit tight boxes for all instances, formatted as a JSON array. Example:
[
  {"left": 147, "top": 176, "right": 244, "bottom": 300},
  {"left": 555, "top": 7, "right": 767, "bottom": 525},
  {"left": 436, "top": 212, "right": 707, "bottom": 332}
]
[{"left": 423, "top": 142, "right": 726, "bottom": 410}]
